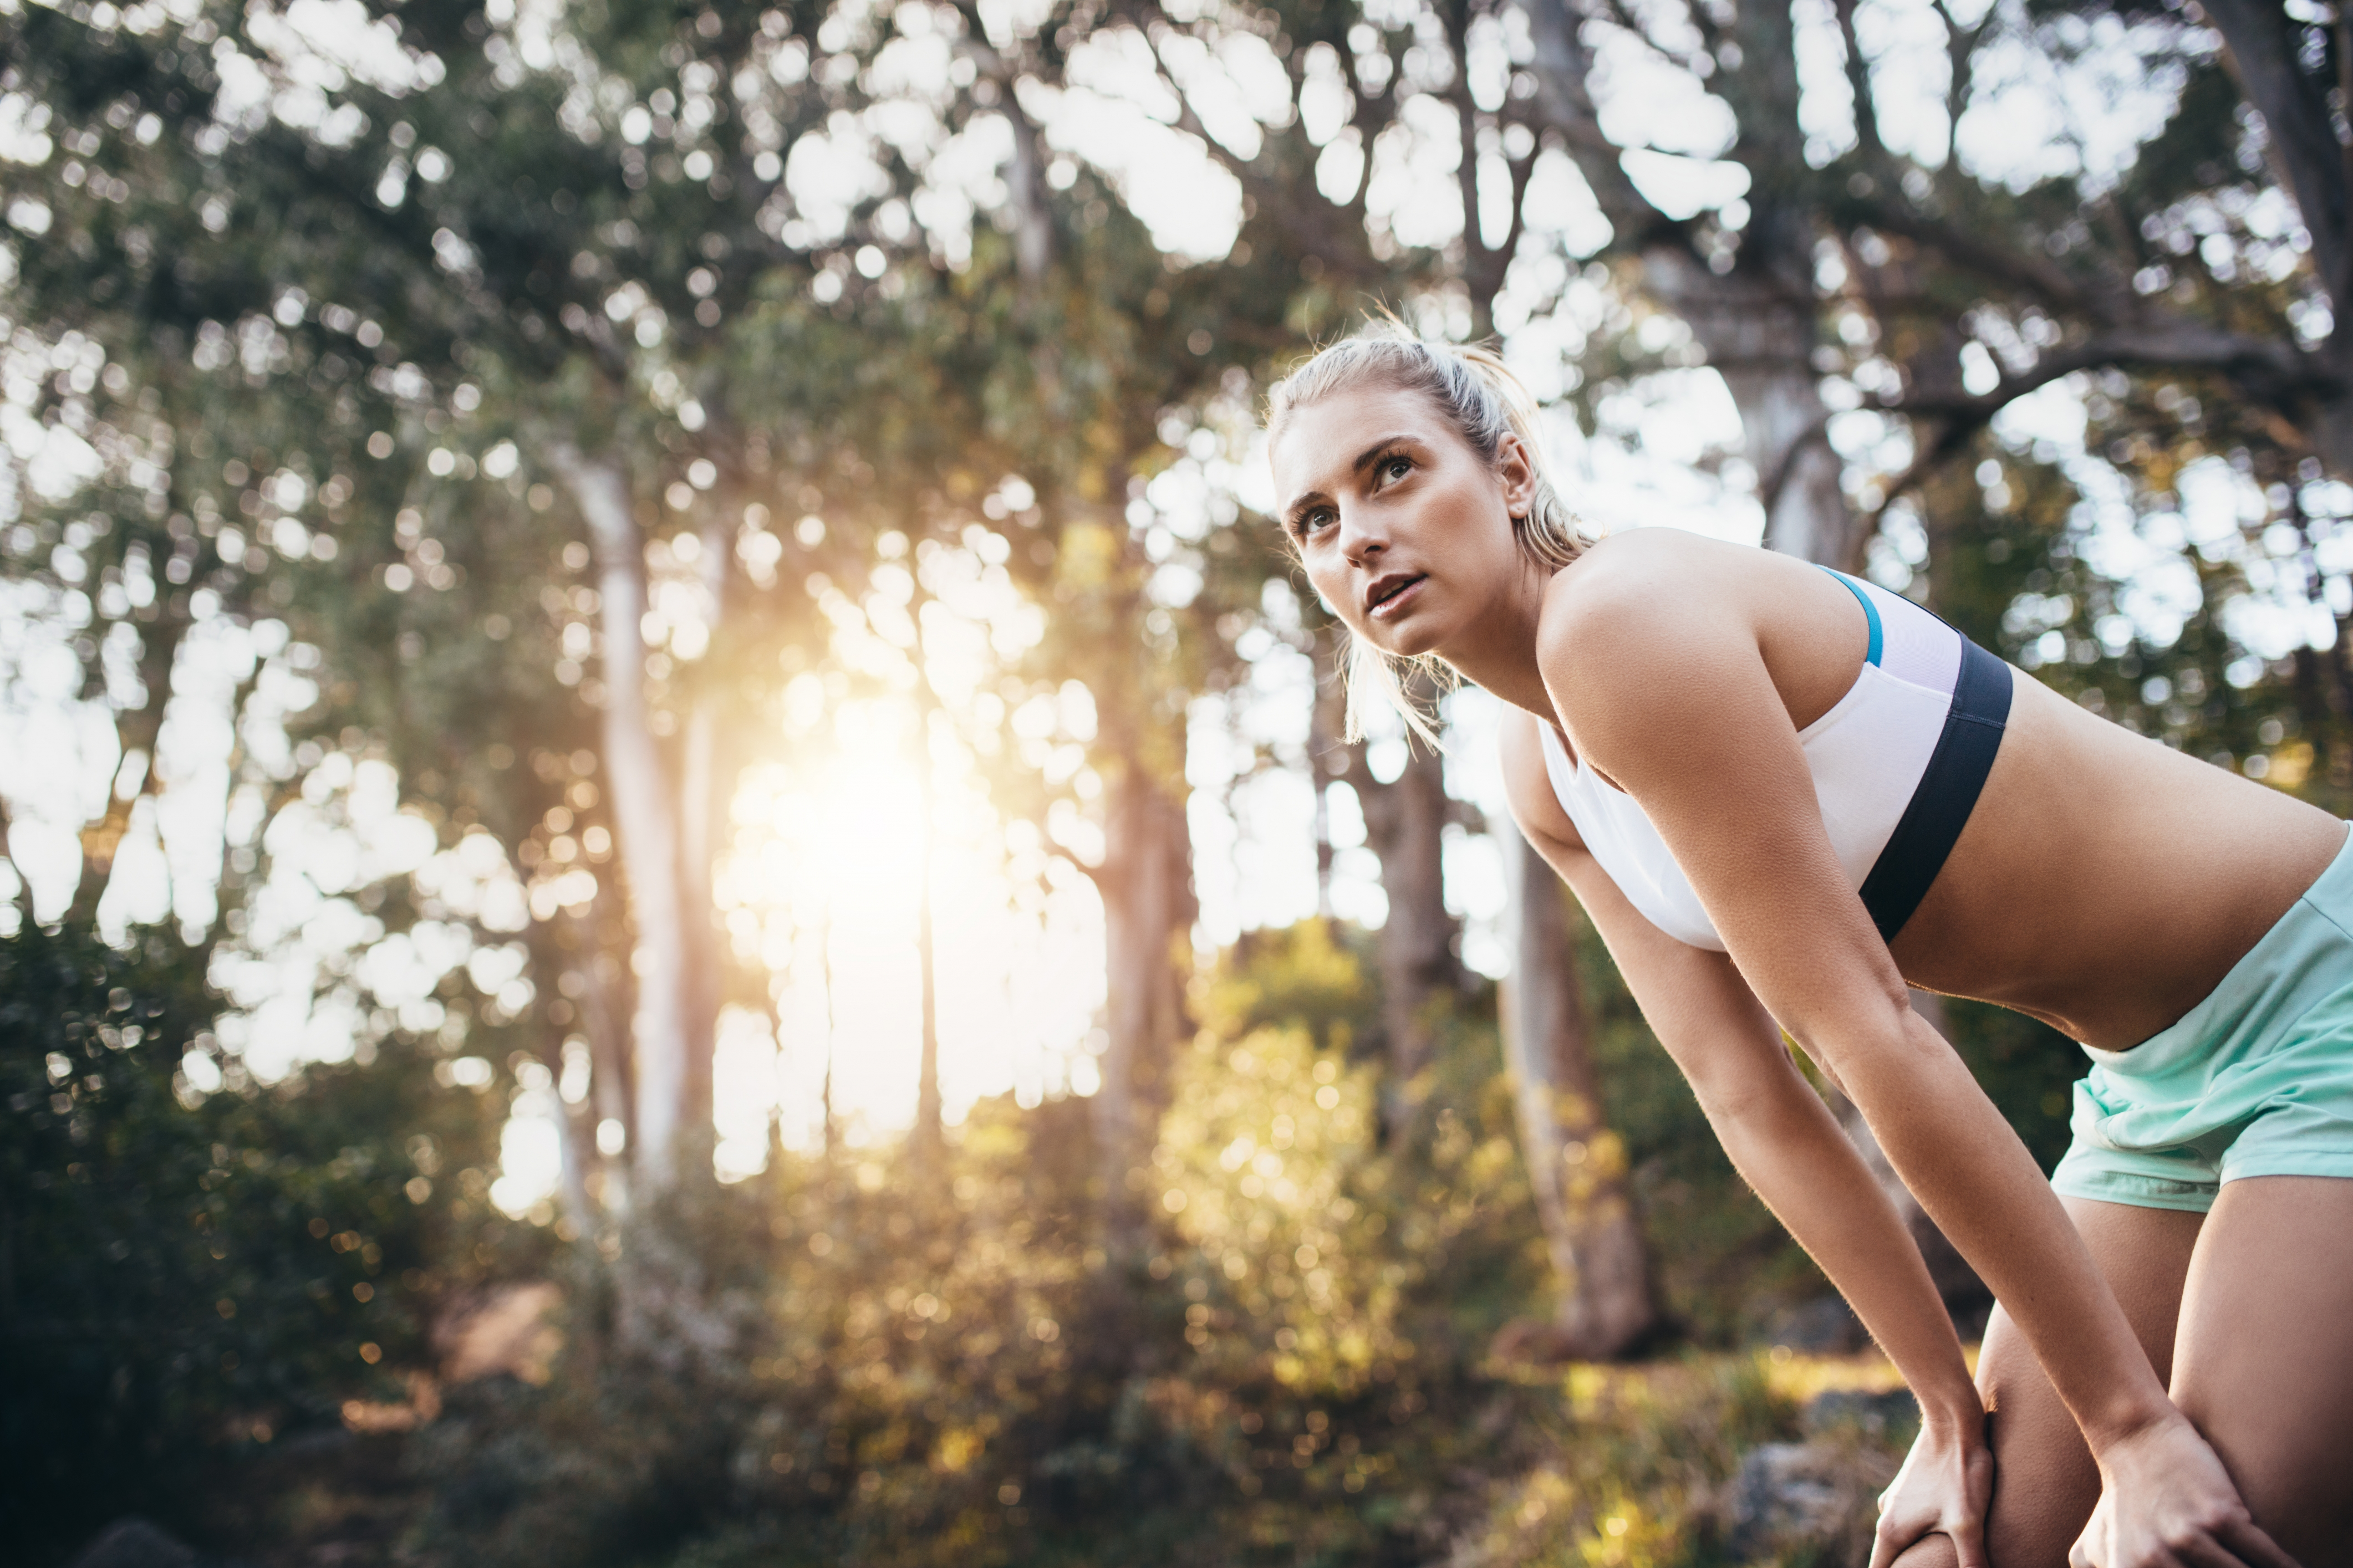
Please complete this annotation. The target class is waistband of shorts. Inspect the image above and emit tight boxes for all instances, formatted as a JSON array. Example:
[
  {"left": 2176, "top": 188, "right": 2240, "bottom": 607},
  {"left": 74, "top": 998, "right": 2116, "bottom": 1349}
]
[{"left": 2084, "top": 819, "right": 2353, "bottom": 1077}]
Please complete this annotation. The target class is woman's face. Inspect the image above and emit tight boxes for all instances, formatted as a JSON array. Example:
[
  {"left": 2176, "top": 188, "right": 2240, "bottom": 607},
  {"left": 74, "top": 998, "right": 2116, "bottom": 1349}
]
[{"left": 1269, "top": 382, "right": 1534, "bottom": 659}]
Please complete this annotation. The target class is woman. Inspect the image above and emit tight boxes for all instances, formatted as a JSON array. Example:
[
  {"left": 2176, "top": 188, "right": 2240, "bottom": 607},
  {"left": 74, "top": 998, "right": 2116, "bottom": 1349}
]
[{"left": 1265, "top": 326, "right": 2353, "bottom": 1568}]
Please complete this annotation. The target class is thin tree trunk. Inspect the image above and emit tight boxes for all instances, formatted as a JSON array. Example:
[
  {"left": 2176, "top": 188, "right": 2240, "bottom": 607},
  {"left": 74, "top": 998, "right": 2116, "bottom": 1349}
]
[
  {"left": 0, "top": 797, "right": 26, "bottom": 923},
  {"left": 1310, "top": 643, "right": 1343, "bottom": 920},
  {"left": 527, "top": 918, "right": 600, "bottom": 1238},
  {"left": 1092, "top": 759, "right": 1193, "bottom": 1224},
  {"left": 584, "top": 846, "right": 636, "bottom": 1213},
  {"left": 1352, "top": 676, "right": 1465, "bottom": 1148},
  {"left": 819, "top": 910, "right": 839, "bottom": 1162},
  {"left": 913, "top": 796, "right": 942, "bottom": 1154},
  {"left": 544, "top": 444, "right": 696, "bottom": 1197},
  {"left": 909, "top": 591, "right": 945, "bottom": 1159},
  {"left": 1496, "top": 823, "right": 1658, "bottom": 1358},
  {"left": 678, "top": 697, "right": 721, "bottom": 1145},
  {"left": 68, "top": 614, "right": 185, "bottom": 925},
  {"left": 675, "top": 507, "right": 735, "bottom": 1149}
]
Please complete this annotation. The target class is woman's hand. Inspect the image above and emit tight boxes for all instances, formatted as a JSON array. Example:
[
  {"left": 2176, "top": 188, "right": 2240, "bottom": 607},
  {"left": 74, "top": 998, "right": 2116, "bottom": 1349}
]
[
  {"left": 1868, "top": 1411, "right": 1994, "bottom": 1568},
  {"left": 2071, "top": 1413, "right": 2300, "bottom": 1568}
]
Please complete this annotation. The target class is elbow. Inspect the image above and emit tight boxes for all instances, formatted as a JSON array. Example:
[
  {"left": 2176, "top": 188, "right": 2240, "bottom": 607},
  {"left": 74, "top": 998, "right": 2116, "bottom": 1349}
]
[
  {"left": 1686, "top": 1053, "right": 1831, "bottom": 1140},
  {"left": 1785, "top": 980, "right": 1939, "bottom": 1092}
]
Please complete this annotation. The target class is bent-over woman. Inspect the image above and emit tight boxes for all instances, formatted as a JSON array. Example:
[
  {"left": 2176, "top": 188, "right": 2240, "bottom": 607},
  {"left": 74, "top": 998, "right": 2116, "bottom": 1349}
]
[{"left": 1265, "top": 325, "right": 2353, "bottom": 1568}]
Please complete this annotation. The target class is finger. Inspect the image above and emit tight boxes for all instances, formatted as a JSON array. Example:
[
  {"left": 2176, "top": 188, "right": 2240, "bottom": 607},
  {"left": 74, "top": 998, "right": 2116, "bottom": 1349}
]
[
  {"left": 1867, "top": 1518, "right": 1906, "bottom": 1568},
  {"left": 1870, "top": 1513, "right": 1931, "bottom": 1568},
  {"left": 2216, "top": 1518, "right": 2306, "bottom": 1568},
  {"left": 1951, "top": 1521, "right": 1993, "bottom": 1568}
]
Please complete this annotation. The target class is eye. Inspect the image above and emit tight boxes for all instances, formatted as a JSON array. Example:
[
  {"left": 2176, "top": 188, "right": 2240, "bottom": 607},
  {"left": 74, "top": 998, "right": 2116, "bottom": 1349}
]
[
  {"left": 1292, "top": 507, "right": 1333, "bottom": 540},
  {"left": 1378, "top": 453, "right": 1412, "bottom": 483}
]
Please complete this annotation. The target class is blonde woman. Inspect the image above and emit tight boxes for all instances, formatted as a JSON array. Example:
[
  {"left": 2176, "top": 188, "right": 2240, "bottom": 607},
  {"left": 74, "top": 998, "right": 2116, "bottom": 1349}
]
[{"left": 1265, "top": 325, "right": 2350, "bottom": 1568}]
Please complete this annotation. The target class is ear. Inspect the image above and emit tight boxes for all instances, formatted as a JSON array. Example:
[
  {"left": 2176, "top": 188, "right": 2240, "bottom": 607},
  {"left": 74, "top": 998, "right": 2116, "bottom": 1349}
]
[{"left": 1494, "top": 430, "right": 1540, "bottom": 519}]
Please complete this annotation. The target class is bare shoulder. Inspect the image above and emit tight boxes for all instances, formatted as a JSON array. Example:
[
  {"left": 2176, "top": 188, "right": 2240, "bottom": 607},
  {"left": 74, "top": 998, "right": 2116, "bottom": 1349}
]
[
  {"left": 1535, "top": 529, "right": 1761, "bottom": 718},
  {"left": 1539, "top": 530, "right": 1744, "bottom": 645},
  {"left": 1496, "top": 707, "right": 1581, "bottom": 851}
]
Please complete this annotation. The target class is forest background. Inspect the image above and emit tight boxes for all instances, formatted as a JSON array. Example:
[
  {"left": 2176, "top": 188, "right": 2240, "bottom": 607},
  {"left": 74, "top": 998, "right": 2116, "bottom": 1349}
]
[{"left": 5, "top": 0, "right": 2352, "bottom": 1564}]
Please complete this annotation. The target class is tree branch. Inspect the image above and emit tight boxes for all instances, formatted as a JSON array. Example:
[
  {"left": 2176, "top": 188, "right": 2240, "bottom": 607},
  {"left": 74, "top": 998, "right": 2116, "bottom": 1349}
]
[
  {"left": 1932, "top": 0, "right": 1988, "bottom": 171},
  {"left": 954, "top": 3, "right": 1054, "bottom": 284},
  {"left": 1859, "top": 203, "right": 2097, "bottom": 314},
  {"left": 1831, "top": 0, "right": 1884, "bottom": 162},
  {"left": 1517, "top": 0, "right": 1671, "bottom": 244},
  {"left": 1868, "top": 323, "right": 2333, "bottom": 520}
]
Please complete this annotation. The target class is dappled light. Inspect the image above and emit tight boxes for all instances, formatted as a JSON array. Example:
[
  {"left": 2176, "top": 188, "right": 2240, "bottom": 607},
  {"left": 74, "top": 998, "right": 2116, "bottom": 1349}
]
[{"left": 9, "top": 0, "right": 2353, "bottom": 1563}]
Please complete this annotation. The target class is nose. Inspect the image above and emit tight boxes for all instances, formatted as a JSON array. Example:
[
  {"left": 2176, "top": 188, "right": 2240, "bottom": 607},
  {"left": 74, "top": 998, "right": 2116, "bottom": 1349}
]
[{"left": 1333, "top": 500, "right": 1385, "bottom": 566}]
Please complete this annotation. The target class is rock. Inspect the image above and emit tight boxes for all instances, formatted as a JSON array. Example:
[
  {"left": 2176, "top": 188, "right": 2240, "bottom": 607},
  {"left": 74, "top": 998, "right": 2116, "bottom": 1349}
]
[
  {"left": 1768, "top": 1295, "right": 1867, "bottom": 1354},
  {"left": 1720, "top": 1441, "right": 1893, "bottom": 1566},
  {"left": 1804, "top": 1387, "right": 1919, "bottom": 1439},
  {"left": 67, "top": 1520, "right": 197, "bottom": 1568}
]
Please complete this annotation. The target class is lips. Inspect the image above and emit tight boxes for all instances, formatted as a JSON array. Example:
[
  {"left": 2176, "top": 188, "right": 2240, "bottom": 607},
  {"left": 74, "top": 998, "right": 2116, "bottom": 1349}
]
[{"left": 1366, "top": 573, "right": 1425, "bottom": 619}]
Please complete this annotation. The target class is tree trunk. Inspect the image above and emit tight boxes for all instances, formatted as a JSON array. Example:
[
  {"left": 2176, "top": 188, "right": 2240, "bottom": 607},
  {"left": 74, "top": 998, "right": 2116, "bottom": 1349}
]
[
  {"left": 674, "top": 507, "right": 735, "bottom": 1151},
  {"left": 911, "top": 694, "right": 943, "bottom": 1160},
  {"left": 544, "top": 444, "right": 696, "bottom": 1198},
  {"left": 1310, "top": 640, "right": 1345, "bottom": 920},
  {"left": 819, "top": 910, "right": 839, "bottom": 1161},
  {"left": 583, "top": 872, "right": 636, "bottom": 1213},
  {"left": 527, "top": 918, "right": 601, "bottom": 1238},
  {"left": 1496, "top": 823, "right": 1658, "bottom": 1358},
  {"left": 1353, "top": 681, "right": 1465, "bottom": 1147},
  {"left": 0, "top": 797, "right": 26, "bottom": 922},
  {"left": 2197, "top": 0, "right": 2353, "bottom": 478},
  {"left": 1642, "top": 243, "right": 1859, "bottom": 570},
  {"left": 1092, "top": 759, "right": 1193, "bottom": 1223},
  {"left": 68, "top": 613, "right": 185, "bottom": 925}
]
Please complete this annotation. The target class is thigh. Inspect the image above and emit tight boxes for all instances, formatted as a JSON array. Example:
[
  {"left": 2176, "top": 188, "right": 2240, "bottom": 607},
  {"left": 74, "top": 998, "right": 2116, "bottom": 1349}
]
[
  {"left": 2172, "top": 1175, "right": 2353, "bottom": 1567},
  {"left": 1893, "top": 1197, "right": 2202, "bottom": 1568}
]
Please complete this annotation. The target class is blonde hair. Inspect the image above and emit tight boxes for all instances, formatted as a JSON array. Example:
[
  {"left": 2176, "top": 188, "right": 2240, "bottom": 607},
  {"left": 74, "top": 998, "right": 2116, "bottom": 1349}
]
[{"left": 1265, "top": 321, "right": 1595, "bottom": 747}]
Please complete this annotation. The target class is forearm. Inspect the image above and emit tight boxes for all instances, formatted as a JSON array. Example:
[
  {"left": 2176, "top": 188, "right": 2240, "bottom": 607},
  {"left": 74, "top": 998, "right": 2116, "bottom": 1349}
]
[
  {"left": 1702, "top": 1067, "right": 1981, "bottom": 1431},
  {"left": 1836, "top": 1012, "right": 2173, "bottom": 1452}
]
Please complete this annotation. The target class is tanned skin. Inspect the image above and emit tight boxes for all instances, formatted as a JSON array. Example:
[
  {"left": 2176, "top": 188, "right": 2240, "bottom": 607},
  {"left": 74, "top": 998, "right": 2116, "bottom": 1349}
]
[{"left": 1270, "top": 382, "right": 2353, "bottom": 1568}]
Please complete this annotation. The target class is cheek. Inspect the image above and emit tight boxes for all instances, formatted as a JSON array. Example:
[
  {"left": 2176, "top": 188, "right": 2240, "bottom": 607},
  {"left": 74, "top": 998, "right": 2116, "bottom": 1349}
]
[{"left": 1302, "top": 551, "right": 1362, "bottom": 625}]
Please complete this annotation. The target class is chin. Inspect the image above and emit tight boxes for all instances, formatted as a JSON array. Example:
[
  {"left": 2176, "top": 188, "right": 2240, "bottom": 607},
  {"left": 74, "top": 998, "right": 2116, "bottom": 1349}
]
[{"left": 1362, "top": 619, "right": 1449, "bottom": 662}]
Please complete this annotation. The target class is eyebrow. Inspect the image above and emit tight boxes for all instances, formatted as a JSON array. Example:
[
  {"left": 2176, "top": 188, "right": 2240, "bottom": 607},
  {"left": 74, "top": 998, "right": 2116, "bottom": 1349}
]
[{"left": 1281, "top": 433, "right": 1418, "bottom": 530}]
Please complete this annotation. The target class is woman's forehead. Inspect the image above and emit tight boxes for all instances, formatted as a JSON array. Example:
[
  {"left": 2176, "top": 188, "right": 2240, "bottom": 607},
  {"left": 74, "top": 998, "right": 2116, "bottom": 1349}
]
[{"left": 1270, "top": 384, "right": 1448, "bottom": 479}]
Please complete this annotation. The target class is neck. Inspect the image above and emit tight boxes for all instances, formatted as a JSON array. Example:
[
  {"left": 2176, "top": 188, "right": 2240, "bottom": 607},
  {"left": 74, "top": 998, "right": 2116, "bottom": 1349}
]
[{"left": 1435, "top": 555, "right": 1559, "bottom": 720}]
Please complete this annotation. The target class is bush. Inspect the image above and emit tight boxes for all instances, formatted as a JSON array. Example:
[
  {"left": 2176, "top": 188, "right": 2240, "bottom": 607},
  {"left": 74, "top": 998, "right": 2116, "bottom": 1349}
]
[{"left": 0, "top": 921, "right": 507, "bottom": 1565}]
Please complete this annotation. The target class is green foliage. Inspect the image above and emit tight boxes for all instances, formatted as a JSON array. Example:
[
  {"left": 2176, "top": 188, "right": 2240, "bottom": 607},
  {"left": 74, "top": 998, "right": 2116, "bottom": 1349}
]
[
  {"left": 396, "top": 932, "right": 1553, "bottom": 1568},
  {"left": 0, "top": 921, "right": 511, "bottom": 1565}
]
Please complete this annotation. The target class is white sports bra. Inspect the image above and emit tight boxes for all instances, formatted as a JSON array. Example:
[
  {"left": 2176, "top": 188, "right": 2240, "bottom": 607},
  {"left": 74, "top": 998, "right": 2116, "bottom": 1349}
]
[{"left": 1537, "top": 571, "right": 1974, "bottom": 952}]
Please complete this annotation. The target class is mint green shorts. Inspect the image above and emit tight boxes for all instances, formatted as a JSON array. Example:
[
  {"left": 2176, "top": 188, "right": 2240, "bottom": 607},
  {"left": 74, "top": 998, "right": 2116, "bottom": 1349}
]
[{"left": 2050, "top": 824, "right": 2353, "bottom": 1214}]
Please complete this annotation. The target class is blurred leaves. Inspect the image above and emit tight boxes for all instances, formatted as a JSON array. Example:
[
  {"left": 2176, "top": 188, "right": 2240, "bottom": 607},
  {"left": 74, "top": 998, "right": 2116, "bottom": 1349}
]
[{"left": 0, "top": 919, "right": 513, "bottom": 1563}]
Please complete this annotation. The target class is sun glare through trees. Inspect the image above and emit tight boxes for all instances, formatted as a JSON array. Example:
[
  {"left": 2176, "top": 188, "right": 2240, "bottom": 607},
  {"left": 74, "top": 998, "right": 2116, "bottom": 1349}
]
[{"left": 10, "top": 0, "right": 2353, "bottom": 1563}]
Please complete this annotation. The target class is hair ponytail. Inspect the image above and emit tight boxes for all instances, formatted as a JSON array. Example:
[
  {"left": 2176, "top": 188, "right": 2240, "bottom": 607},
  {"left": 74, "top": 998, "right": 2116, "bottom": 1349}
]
[{"left": 1265, "top": 321, "right": 1596, "bottom": 746}]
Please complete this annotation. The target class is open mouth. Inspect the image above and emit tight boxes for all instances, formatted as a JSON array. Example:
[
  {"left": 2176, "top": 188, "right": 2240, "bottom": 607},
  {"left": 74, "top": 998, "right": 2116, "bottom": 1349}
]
[{"left": 1368, "top": 574, "right": 1425, "bottom": 615}]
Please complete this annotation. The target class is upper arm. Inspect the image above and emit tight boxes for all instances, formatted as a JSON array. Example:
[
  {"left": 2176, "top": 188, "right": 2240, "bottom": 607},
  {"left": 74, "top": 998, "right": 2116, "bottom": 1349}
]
[
  {"left": 1501, "top": 707, "right": 1812, "bottom": 1117},
  {"left": 1539, "top": 550, "right": 1916, "bottom": 1071}
]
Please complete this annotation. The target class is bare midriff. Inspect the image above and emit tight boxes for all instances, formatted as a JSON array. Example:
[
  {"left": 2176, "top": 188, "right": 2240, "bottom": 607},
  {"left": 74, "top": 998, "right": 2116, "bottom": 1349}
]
[{"left": 1887, "top": 671, "right": 2347, "bottom": 1051}]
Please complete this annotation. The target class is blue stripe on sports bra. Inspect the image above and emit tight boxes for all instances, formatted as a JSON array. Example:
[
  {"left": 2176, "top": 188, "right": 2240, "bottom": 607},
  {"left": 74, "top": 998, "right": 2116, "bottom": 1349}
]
[{"left": 1819, "top": 566, "right": 1883, "bottom": 666}]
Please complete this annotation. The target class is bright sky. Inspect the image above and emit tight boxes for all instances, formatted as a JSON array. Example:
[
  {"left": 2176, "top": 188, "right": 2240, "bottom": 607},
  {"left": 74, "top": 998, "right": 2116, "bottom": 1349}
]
[{"left": 2, "top": 0, "right": 2325, "bottom": 1217}]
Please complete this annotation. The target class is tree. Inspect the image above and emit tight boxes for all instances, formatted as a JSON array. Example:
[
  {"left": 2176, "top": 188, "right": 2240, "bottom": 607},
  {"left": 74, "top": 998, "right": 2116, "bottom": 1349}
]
[{"left": 1493, "top": 824, "right": 1658, "bottom": 1357}]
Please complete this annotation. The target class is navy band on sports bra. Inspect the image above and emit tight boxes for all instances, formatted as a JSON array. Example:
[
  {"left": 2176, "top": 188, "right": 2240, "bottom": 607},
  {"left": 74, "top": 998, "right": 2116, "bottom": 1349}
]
[{"left": 1857, "top": 635, "right": 2013, "bottom": 942}]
